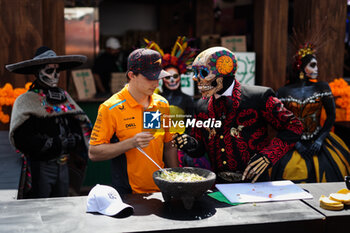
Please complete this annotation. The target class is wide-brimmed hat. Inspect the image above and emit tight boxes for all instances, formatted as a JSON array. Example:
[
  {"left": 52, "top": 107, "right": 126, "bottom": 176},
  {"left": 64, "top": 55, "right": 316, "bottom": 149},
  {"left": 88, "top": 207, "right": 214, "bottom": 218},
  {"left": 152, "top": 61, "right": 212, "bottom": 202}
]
[{"left": 5, "top": 46, "right": 87, "bottom": 74}]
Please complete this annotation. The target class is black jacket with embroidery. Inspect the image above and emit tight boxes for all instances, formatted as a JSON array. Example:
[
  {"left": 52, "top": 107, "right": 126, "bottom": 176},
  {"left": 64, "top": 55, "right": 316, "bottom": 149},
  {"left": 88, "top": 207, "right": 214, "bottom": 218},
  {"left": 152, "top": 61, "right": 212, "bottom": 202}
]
[{"left": 189, "top": 81, "right": 303, "bottom": 174}]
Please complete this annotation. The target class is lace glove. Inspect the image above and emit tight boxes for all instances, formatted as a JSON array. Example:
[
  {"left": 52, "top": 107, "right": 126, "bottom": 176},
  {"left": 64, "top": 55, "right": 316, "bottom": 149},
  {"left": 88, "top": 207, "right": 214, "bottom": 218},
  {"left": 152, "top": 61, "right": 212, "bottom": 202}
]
[
  {"left": 305, "top": 140, "right": 322, "bottom": 157},
  {"left": 295, "top": 141, "right": 308, "bottom": 155},
  {"left": 242, "top": 154, "right": 271, "bottom": 183},
  {"left": 295, "top": 141, "right": 321, "bottom": 158},
  {"left": 171, "top": 133, "right": 198, "bottom": 153}
]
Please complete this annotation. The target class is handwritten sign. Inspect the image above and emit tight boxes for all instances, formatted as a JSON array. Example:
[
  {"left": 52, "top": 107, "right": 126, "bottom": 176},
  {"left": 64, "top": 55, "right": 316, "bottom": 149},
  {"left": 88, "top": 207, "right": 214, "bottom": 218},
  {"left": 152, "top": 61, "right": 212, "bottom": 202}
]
[
  {"left": 71, "top": 69, "right": 96, "bottom": 100},
  {"left": 201, "top": 34, "right": 221, "bottom": 49},
  {"left": 221, "top": 35, "right": 247, "bottom": 52},
  {"left": 180, "top": 73, "right": 194, "bottom": 96},
  {"left": 235, "top": 52, "right": 255, "bottom": 85}
]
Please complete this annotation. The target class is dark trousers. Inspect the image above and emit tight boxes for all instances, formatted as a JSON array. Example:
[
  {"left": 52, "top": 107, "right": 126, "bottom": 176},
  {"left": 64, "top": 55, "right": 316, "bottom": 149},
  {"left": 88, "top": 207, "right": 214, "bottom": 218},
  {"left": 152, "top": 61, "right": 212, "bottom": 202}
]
[{"left": 29, "top": 160, "right": 69, "bottom": 198}]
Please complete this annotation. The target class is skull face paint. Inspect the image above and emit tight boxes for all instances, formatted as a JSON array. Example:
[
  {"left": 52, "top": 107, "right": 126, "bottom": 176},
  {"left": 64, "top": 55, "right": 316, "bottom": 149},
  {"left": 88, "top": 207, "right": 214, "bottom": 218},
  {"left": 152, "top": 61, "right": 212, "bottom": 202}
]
[
  {"left": 39, "top": 64, "right": 60, "bottom": 87},
  {"left": 164, "top": 67, "right": 181, "bottom": 90},
  {"left": 191, "top": 47, "right": 237, "bottom": 98},
  {"left": 304, "top": 58, "right": 318, "bottom": 80}
]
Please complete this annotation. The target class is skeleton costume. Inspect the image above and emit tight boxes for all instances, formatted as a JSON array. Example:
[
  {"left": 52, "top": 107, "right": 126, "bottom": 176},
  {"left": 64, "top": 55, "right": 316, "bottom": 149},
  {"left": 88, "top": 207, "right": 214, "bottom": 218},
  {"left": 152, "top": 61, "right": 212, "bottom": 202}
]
[
  {"left": 6, "top": 46, "right": 91, "bottom": 198},
  {"left": 173, "top": 47, "right": 303, "bottom": 183},
  {"left": 145, "top": 37, "right": 210, "bottom": 169},
  {"left": 271, "top": 41, "right": 350, "bottom": 182}
]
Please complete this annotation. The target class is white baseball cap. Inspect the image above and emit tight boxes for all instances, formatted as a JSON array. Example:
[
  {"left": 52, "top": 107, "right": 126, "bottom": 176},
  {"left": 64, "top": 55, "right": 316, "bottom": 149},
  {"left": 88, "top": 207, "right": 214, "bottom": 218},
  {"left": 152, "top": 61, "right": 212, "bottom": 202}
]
[
  {"left": 86, "top": 184, "right": 133, "bottom": 216},
  {"left": 106, "top": 37, "right": 121, "bottom": 50}
]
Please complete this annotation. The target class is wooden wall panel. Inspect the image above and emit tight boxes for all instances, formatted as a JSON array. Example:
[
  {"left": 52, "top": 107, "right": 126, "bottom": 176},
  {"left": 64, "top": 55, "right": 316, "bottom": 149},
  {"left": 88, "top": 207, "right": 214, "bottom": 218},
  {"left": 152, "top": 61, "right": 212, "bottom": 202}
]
[
  {"left": 0, "top": 0, "right": 66, "bottom": 130},
  {"left": 159, "top": 0, "right": 194, "bottom": 50},
  {"left": 0, "top": 0, "right": 43, "bottom": 87},
  {"left": 42, "top": 0, "right": 66, "bottom": 89},
  {"left": 254, "top": 0, "right": 289, "bottom": 90},
  {"left": 0, "top": 0, "right": 66, "bottom": 88},
  {"left": 293, "top": 0, "right": 347, "bottom": 82},
  {"left": 195, "top": 0, "right": 214, "bottom": 37}
]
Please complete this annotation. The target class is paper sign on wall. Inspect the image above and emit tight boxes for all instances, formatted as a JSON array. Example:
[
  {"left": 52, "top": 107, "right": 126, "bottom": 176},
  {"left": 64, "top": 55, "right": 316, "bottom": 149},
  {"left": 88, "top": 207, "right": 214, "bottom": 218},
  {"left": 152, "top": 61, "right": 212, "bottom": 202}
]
[
  {"left": 221, "top": 35, "right": 247, "bottom": 52},
  {"left": 235, "top": 52, "right": 256, "bottom": 85},
  {"left": 71, "top": 69, "right": 96, "bottom": 100}
]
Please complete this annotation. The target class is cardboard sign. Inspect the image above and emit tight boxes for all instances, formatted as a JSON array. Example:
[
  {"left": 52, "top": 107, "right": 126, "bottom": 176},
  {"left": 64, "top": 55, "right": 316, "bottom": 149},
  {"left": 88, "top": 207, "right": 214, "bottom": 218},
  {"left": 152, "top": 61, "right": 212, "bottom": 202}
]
[
  {"left": 201, "top": 34, "right": 221, "bottom": 49},
  {"left": 71, "top": 69, "right": 96, "bottom": 100},
  {"left": 111, "top": 72, "right": 127, "bottom": 93},
  {"left": 180, "top": 72, "right": 194, "bottom": 96},
  {"left": 221, "top": 35, "right": 247, "bottom": 52},
  {"left": 235, "top": 52, "right": 255, "bottom": 85}
]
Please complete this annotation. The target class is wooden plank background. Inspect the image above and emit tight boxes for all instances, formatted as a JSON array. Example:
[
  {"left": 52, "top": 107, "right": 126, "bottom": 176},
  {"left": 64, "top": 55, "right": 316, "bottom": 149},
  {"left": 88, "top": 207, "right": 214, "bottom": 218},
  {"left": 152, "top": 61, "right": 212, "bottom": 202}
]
[
  {"left": 293, "top": 0, "right": 347, "bottom": 83},
  {"left": 0, "top": 0, "right": 66, "bottom": 130},
  {"left": 254, "top": 0, "right": 289, "bottom": 90}
]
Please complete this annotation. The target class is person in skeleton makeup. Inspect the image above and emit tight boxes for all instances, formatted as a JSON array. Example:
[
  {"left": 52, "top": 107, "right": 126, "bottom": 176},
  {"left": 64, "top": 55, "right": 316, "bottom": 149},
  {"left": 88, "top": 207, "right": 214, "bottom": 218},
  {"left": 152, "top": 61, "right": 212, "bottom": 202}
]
[
  {"left": 172, "top": 46, "right": 303, "bottom": 183},
  {"left": 271, "top": 43, "right": 350, "bottom": 183},
  {"left": 6, "top": 46, "right": 92, "bottom": 198},
  {"left": 144, "top": 37, "right": 210, "bottom": 169}
]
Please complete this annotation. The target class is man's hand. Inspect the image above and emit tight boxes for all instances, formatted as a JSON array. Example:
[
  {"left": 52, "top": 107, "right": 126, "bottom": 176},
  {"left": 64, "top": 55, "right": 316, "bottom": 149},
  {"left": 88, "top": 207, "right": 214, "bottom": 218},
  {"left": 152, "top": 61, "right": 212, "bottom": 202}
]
[
  {"left": 242, "top": 154, "right": 271, "bottom": 183},
  {"left": 171, "top": 133, "right": 198, "bottom": 152},
  {"left": 132, "top": 132, "right": 154, "bottom": 148}
]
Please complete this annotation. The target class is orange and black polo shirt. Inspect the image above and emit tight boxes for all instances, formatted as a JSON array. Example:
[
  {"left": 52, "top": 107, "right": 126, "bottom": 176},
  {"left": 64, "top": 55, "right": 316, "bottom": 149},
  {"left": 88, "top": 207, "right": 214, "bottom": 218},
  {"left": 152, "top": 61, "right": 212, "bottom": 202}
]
[{"left": 90, "top": 84, "right": 173, "bottom": 193}]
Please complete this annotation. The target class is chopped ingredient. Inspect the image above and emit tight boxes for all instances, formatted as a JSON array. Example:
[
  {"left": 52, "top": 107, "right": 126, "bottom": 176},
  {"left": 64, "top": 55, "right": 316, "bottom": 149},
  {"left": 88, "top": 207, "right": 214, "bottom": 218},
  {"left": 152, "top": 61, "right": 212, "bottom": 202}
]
[{"left": 160, "top": 171, "right": 206, "bottom": 182}]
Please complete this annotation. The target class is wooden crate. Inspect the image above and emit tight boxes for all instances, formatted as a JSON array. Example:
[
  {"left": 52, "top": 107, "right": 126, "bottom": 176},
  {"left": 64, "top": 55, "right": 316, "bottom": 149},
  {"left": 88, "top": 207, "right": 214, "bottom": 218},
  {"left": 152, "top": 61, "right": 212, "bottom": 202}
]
[{"left": 111, "top": 72, "right": 127, "bottom": 93}]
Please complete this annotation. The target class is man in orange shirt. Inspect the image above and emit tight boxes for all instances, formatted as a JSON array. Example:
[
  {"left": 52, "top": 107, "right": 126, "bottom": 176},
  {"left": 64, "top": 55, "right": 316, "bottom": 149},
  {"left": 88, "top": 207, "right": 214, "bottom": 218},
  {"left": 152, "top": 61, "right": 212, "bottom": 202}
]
[{"left": 89, "top": 48, "right": 178, "bottom": 194}]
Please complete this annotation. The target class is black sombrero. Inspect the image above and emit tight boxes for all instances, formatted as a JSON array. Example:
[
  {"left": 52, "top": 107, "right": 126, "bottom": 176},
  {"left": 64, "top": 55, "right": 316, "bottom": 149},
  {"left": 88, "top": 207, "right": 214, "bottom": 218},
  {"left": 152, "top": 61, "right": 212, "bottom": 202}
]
[{"left": 5, "top": 46, "right": 87, "bottom": 74}]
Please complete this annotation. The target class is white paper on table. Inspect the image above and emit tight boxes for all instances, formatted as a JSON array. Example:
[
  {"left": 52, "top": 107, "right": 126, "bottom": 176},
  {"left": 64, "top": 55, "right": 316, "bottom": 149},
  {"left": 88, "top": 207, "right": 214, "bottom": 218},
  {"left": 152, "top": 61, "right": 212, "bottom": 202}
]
[{"left": 216, "top": 180, "right": 313, "bottom": 203}]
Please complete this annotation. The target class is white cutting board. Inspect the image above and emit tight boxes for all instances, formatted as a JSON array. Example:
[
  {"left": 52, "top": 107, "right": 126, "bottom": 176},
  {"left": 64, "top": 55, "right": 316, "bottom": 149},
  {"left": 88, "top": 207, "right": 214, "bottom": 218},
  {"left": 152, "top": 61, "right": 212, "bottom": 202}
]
[{"left": 216, "top": 180, "right": 313, "bottom": 203}]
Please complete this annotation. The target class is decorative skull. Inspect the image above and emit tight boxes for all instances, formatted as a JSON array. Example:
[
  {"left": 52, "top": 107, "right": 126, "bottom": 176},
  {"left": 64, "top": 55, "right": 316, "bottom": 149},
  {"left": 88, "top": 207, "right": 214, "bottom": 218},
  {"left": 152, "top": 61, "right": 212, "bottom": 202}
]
[
  {"left": 38, "top": 64, "right": 60, "bottom": 87},
  {"left": 191, "top": 47, "right": 237, "bottom": 98},
  {"left": 304, "top": 57, "right": 318, "bottom": 80},
  {"left": 163, "top": 67, "right": 181, "bottom": 90}
]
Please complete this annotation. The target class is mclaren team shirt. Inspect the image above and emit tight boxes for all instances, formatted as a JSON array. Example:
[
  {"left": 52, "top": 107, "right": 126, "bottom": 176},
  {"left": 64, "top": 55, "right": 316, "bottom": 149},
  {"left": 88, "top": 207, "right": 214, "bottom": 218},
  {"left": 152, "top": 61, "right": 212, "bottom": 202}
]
[{"left": 90, "top": 84, "right": 173, "bottom": 193}]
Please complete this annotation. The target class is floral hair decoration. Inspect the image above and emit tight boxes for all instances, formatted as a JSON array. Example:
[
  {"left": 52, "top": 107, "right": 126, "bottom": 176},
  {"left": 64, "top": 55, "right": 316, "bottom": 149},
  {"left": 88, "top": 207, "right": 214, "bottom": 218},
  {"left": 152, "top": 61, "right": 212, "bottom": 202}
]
[
  {"left": 144, "top": 36, "right": 198, "bottom": 74},
  {"left": 294, "top": 42, "right": 316, "bottom": 71}
]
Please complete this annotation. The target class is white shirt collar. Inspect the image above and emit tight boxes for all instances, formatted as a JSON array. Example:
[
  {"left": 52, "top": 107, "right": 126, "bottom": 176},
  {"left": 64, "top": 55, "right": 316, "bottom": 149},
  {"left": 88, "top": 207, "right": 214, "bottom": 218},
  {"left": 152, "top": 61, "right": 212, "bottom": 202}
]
[{"left": 214, "top": 80, "right": 235, "bottom": 99}]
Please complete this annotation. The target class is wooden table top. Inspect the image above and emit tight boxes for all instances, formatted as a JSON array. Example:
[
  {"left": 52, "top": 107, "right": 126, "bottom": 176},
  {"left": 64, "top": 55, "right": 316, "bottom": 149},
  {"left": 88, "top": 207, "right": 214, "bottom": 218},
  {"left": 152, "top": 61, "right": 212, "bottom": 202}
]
[{"left": 0, "top": 190, "right": 325, "bottom": 233}]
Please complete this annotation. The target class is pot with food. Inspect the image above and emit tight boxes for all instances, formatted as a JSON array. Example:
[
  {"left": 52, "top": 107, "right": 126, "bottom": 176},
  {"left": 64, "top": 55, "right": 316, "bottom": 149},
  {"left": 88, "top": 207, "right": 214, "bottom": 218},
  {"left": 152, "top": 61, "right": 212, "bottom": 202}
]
[{"left": 153, "top": 167, "right": 216, "bottom": 209}]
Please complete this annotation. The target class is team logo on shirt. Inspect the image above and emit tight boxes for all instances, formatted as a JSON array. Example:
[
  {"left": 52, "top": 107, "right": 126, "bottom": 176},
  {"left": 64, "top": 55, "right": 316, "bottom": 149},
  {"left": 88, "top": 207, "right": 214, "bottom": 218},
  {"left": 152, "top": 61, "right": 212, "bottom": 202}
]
[
  {"left": 125, "top": 123, "right": 136, "bottom": 129},
  {"left": 143, "top": 110, "right": 161, "bottom": 129}
]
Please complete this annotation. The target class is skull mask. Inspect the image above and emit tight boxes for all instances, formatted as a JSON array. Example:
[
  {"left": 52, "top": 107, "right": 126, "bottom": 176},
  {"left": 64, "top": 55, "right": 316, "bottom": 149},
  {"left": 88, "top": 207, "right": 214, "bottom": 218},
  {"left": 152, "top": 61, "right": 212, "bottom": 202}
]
[
  {"left": 191, "top": 47, "right": 237, "bottom": 98},
  {"left": 38, "top": 64, "right": 60, "bottom": 87},
  {"left": 304, "top": 57, "right": 318, "bottom": 80},
  {"left": 163, "top": 67, "right": 181, "bottom": 90}
]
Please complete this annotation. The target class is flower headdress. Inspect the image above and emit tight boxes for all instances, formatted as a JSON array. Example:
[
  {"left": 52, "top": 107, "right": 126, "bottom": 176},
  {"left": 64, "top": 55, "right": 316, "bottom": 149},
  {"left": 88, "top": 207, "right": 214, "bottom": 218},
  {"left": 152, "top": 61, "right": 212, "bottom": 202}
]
[
  {"left": 288, "top": 17, "right": 330, "bottom": 82},
  {"left": 144, "top": 36, "right": 198, "bottom": 74},
  {"left": 293, "top": 42, "right": 316, "bottom": 71}
]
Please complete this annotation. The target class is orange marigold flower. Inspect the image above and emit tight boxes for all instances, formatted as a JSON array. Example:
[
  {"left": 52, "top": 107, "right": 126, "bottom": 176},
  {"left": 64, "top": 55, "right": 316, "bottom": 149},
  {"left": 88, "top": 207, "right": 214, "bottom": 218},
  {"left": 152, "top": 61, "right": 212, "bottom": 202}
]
[{"left": 0, "top": 82, "right": 31, "bottom": 124}]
